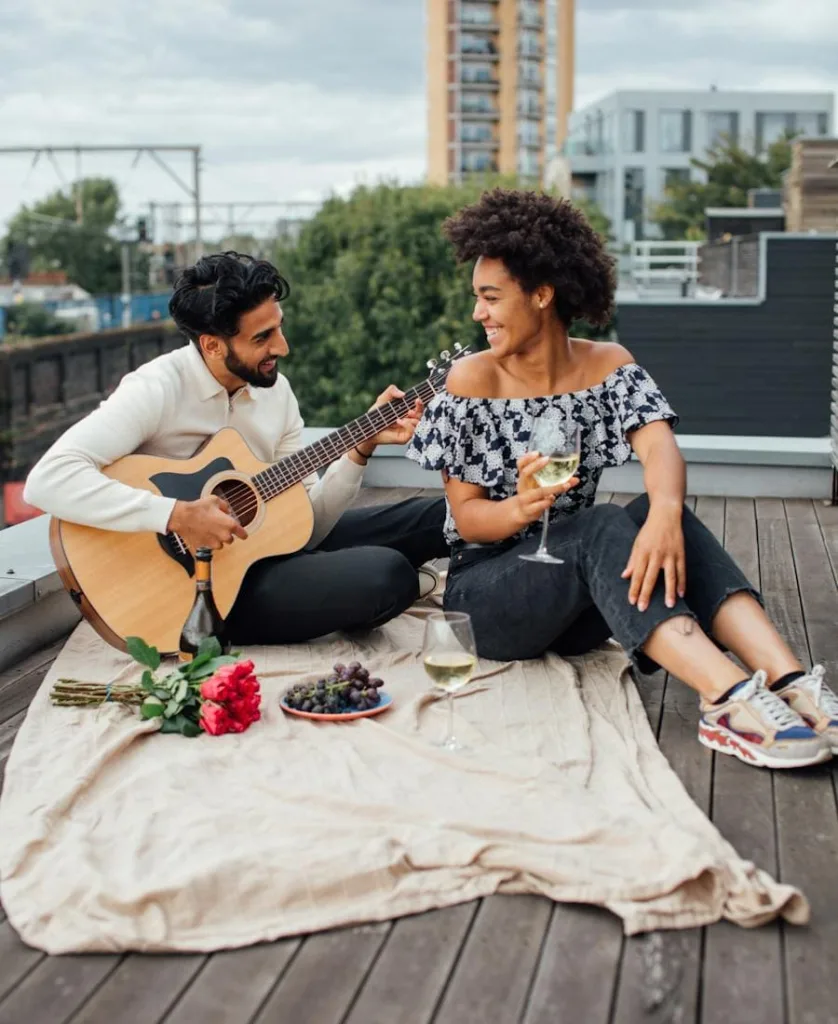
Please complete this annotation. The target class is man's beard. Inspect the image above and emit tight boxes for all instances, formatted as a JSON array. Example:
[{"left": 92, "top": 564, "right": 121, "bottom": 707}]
[{"left": 223, "top": 346, "right": 278, "bottom": 388}]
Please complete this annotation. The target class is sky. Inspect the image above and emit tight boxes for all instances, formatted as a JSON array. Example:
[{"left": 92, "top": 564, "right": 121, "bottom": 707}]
[{"left": 0, "top": 0, "right": 835, "bottom": 238}]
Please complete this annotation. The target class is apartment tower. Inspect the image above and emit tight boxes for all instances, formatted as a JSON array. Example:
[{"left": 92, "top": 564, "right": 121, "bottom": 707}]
[{"left": 427, "top": 0, "right": 575, "bottom": 185}]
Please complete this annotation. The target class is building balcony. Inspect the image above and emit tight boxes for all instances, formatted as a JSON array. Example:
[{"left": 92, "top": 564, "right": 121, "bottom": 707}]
[
  {"left": 460, "top": 44, "right": 499, "bottom": 59},
  {"left": 458, "top": 17, "right": 499, "bottom": 31},
  {"left": 460, "top": 136, "right": 500, "bottom": 148},
  {"left": 459, "top": 73, "right": 500, "bottom": 89},
  {"left": 460, "top": 107, "right": 500, "bottom": 120}
]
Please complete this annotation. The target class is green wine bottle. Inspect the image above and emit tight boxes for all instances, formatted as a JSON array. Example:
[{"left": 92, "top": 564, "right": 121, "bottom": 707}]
[{"left": 178, "top": 548, "right": 229, "bottom": 662}]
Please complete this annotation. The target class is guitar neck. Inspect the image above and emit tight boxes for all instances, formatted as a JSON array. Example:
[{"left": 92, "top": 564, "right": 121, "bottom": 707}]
[{"left": 252, "top": 378, "right": 436, "bottom": 500}]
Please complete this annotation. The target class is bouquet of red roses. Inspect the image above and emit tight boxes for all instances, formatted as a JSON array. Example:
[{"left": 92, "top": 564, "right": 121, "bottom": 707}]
[{"left": 50, "top": 636, "right": 261, "bottom": 738}]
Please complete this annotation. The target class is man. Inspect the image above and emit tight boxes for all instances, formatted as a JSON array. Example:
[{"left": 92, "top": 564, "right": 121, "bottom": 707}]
[{"left": 24, "top": 251, "right": 447, "bottom": 644}]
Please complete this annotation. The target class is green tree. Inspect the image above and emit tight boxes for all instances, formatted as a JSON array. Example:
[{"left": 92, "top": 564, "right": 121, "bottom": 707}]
[
  {"left": 275, "top": 180, "right": 613, "bottom": 426},
  {"left": 651, "top": 136, "right": 793, "bottom": 240},
  {"left": 2, "top": 177, "right": 147, "bottom": 294},
  {"left": 4, "top": 302, "right": 75, "bottom": 339}
]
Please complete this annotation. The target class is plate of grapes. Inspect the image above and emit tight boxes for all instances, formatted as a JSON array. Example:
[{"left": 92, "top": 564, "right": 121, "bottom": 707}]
[{"left": 280, "top": 661, "right": 392, "bottom": 721}]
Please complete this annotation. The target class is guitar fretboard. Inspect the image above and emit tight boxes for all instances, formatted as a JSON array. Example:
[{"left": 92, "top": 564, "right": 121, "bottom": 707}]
[{"left": 252, "top": 379, "right": 437, "bottom": 501}]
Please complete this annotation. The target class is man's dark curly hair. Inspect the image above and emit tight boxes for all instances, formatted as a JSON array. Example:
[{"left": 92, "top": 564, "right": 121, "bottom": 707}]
[
  {"left": 443, "top": 188, "right": 616, "bottom": 328},
  {"left": 168, "top": 250, "right": 290, "bottom": 345}
]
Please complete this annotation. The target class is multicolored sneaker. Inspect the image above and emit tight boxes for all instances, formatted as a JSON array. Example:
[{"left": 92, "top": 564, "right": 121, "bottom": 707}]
[
  {"left": 774, "top": 665, "right": 838, "bottom": 753},
  {"left": 698, "top": 671, "right": 832, "bottom": 769}
]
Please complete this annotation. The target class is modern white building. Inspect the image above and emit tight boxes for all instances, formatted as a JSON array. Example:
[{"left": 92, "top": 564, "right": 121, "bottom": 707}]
[{"left": 563, "top": 89, "right": 834, "bottom": 242}]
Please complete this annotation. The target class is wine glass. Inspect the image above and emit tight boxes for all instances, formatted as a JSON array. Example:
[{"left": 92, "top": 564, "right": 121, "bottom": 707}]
[
  {"left": 422, "top": 611, "right": 477, "bottom": 753},
  {"left": 519, "top": 411, "right": 581, "bottom": 565}
]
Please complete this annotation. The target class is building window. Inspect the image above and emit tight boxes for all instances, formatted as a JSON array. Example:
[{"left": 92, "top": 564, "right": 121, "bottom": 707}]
[
  {"left": 461, "top": 92, "right": 495, "bottom": 114},
  {"left": 660, "top": 110, "right": 692, "bottom": 153},
  {"left": 624, "top": 167, "right": 645, "bottom": 235},
  {"left": 794, "top": 111, "right": 828, "bottom": 137},
  {"left": 706, "top": 111, "right": 739, "bottom": 149},
  {"left": 518, "top": 149, "right": 540, "bottom": 178},
  {"left": 462, "top": 152, "right": 495, "bottom": 173},
  {"left": 462, "top": 122, "right": 493, "bottom": 143},
  {"left": 461, "top": 33, "right": 496, "bottom": 55},
  {"left": 622, "top": 110, "right": 645, "bottom": 153},
  {"left": 756, "top": 111, "right": 831, "bottom": 150},
  {"left": 519, "top": 0, "right": 542, "bottom": 28},
  {"left": 517, "top": 88, "right": 541, "bottom": 118},
  {"left": 518, "top": 29, "right": 541, "bottom": 58},
  {"left": 460, "top": 2, "right": 495, "bottom": 26},
  {"left": 462, "top": 63, "right": 494, "bottom": 84},
  {"left": 518, "top": 121, "right": 540, "bottom": 147},
  {"left": 663, "top": 168, "right": 690, "bottom": 190},
  {"left": 755, "top": 112, "right": 792, "bottom": 152},
  {"left": 518, "top": 60, "right": 541, "bottom": 86}
]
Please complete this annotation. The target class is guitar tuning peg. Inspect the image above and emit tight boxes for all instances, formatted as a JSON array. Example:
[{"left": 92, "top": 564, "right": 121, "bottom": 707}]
[
  {"left": 439, "top": 350, "right": 451, "bottom": 361},
  {"left": 426, "top": 357, "right": 438, "bottom": 369},
  {"left": 453, "top": 342, "right": 463, "bottom": 353}
]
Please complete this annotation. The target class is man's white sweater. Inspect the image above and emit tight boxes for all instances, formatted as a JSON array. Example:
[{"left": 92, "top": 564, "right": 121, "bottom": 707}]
[{"left": 23, "top": 341, "right": 365, "bottom": 548}]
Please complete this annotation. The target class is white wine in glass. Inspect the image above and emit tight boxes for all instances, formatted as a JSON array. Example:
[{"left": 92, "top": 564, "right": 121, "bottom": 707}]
[
  {"left": 422, "top": 612, "right": 477, "bottom": 752},
  {"left": 520, "top": 413, "right": 581, "bottom": 565}
]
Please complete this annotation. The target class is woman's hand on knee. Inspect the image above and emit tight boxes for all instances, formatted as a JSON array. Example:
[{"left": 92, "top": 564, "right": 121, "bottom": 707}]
[
  {"left": 621, "top": 508, "right": 686, "bottom": 612},
  {"left": 514, "top": 453, "right": 578, "bottom": 528}
]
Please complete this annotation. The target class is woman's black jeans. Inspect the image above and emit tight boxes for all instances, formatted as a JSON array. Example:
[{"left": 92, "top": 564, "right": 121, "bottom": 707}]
[{"left": 443, "top": 495, "right": 761, "bottom": 674}]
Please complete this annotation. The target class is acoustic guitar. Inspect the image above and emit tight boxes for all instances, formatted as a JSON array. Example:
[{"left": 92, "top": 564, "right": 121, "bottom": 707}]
[{"left": 50, "top": 344, "right": 470, "bottom": 654}]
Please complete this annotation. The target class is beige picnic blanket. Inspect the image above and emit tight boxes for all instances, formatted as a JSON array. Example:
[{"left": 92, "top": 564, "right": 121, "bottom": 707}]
[{"left": 0, "top": 609, "right": 806, "bottom": 954}]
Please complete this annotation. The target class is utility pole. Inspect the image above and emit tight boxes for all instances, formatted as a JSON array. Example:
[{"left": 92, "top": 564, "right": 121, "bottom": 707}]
[
  {"left": 0, "top": 144, "right": 203, "bottom": 259},
  {"left": 192, "top": 148, "right": 202, "bottom": 260}
]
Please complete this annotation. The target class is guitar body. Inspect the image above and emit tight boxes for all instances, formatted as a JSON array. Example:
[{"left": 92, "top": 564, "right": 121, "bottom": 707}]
[{"left": 50, "top": 428, "right": 315, "bottom": 655}]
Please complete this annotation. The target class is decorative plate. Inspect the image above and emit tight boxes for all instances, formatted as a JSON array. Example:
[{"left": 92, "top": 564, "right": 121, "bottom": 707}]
[{"left": 279, "top": 692, "right": 393, "bottom": 722}]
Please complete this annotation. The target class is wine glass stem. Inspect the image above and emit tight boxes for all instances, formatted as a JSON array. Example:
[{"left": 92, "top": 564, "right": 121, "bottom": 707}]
[
  {"left": 537, "top": 508, "right": 550, "bottom": 554},
  {"left": 445, "top": 692, "right": 456, "bottom": 747}
]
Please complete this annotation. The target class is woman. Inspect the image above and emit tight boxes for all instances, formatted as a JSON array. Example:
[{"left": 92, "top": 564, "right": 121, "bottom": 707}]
[{"left": 408, "top": 188, "right": 837, "bottom": 770}]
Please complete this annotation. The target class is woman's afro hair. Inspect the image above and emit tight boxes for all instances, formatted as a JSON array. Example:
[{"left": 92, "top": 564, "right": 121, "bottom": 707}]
[{"left": 443, "top": 188, "right": 616, "bottom": 327}]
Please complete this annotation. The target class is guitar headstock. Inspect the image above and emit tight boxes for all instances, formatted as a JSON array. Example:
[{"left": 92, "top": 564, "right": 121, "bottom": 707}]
[{"left": 425, "top": 342, "right": 472, "bottom": 395}]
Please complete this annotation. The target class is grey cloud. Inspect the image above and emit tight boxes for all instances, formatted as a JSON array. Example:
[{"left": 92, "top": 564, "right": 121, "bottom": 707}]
[{"left": 0, "top": 0, "right": 424, "bottom": 97}]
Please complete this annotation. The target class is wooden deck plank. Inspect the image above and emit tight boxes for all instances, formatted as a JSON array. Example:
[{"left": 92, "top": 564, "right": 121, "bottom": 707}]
[
  {"left": 0, "top": 921, "right": 44, "bottom": 1004},
  {"left": 0, "top": 711, "right": 25, "bottom": 790},
  {"left": 610, "top": 495, "right": 705, "bottom": 1024},
  {"left": 432, "top": 895, "right": 552, "bottom": 1024},
  {"left": 701, "top": 497, "right": 784, "bottom": 1024},
  {"left": 69, "top": 955, "right": 205, "bottom": 1024},
  {"left": 522, "top": 905, "right": 621, "bottom": 1024},
  {"left": 250, "top": 924, "right": 390, "bottom": 1024},
  {"left": 163, "top": 940, "right": 301, "bottom": 1024},
  {"left": 0, "top": 640, "right": 65, "bottom": 727},
  {"left": 0, "top": 955, "right": 120, "bottom": 1024},
  {"left": 344, "top": 904, "right": 476, "bottom": 1024},
  {"left": 779, "top": 499, "right": 838, "bottom": 1024}
]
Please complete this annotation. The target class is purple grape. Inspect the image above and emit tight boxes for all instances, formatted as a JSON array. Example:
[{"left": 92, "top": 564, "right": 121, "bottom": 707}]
[
  {"left": 355, "top": 667, "right": 370, "bottom": 683},
  {"left": 301, "top": 700, "right": 313, "bottom": 712},
  {"left": 347, "top": 661, "right": 362, "bottom": 675},
  {"left": 348, "top": 688, "right": 362, "bottom": 705},
  {"left": 369, "top": 678, "right": 383, "bottom": 689},
  {"left": 333, "top": 663, "right": 346, "bottom": 675},
  {"left": 311, "top": 703, "right": 325, "bottom": 714}
]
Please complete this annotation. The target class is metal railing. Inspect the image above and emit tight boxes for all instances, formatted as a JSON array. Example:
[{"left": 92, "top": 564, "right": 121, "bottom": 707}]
[{"left": 627, "top": 241, "right": 701, "bottom": 296}]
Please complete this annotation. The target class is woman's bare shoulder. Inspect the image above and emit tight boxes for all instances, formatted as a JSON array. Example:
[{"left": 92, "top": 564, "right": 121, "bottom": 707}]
[
  {"left": 572, "top": 339, "right": 635, "bottom": 385},
  {"left": 444, "top": 351, "right": 500, "bottom": 398}
]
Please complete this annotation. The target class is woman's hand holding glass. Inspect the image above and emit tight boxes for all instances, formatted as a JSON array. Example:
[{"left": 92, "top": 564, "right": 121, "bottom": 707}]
[{"left": 513, "top": 451, "right": 578, "bottom": 529}]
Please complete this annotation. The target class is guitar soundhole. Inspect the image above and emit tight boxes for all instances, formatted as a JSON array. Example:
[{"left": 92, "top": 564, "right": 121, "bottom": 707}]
[{"left": 212, "top": 478, "right": 260, "bottom": 529}]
